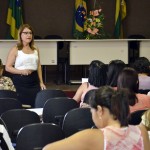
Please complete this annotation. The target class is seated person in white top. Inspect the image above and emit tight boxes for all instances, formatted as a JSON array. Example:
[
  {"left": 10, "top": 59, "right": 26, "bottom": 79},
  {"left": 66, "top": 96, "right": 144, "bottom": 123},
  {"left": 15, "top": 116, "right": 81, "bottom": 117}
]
[
  {"left": 5, "top": 24, "right": 46, "bottom": 107},
  {"left": 73, "top": 60, "right": 107, "bottom": 107}
]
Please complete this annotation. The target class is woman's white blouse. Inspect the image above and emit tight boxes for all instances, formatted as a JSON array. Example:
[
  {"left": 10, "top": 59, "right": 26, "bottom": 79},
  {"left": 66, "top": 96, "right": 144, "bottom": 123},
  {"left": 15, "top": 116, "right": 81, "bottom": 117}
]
[{"left": 15, "top": 50, "right": 38, "bottom": 70}]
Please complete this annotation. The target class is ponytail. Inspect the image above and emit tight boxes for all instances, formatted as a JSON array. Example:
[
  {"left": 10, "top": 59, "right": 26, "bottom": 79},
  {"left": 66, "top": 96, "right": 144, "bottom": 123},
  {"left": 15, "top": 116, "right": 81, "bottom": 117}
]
[
  {"left": 111, "top": 89, "right": 130, "bottom": 126},
  {"left": 89, "top": 86, "right": 131, "bottom": 127}
]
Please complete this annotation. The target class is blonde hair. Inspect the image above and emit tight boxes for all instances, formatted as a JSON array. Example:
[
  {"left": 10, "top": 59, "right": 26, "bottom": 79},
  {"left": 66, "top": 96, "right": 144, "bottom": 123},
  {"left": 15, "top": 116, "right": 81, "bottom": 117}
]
[
  {"left": 141, "top": 109, "right": 150, "bottom": 130},
  {"left": 17, "top": 24, "right": 36, "bottom": 50}
]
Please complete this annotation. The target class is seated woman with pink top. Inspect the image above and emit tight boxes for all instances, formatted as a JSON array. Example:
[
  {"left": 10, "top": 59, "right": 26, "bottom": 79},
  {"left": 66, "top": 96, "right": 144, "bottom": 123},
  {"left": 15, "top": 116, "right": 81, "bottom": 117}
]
[
  {"left": 73, "top": 60, "right": 107, "bottom": 107},
  {"left": 43, "top": 86, "right": 150, "bottom": 150},
  {"left": 117, "top": 67, "right": 150, "bottom": 113}
]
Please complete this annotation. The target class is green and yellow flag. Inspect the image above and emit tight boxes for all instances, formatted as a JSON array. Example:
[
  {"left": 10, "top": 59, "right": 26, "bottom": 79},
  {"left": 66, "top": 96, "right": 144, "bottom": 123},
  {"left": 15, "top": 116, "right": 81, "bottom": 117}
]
[
  {"left": 73, "top": 0, "right": 87, "bottom": 39},
  {"left": 7, "top": 0, "right": 23, "bottom": 39},
  {"left": 114, "top": 0, "right": 126, "bottom": 39}
]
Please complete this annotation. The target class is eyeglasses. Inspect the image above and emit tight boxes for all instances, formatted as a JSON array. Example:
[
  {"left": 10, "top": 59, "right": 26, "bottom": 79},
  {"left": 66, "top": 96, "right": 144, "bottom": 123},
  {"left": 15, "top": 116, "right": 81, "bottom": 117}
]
[{"left": 22, "top": 32, "right": 33, "bottom": 35}]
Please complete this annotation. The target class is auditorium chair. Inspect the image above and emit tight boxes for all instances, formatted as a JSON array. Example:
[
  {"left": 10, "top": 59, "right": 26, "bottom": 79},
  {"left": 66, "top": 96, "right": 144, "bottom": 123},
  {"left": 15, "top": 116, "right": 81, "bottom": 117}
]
[
  {"left": 1, "top": 109, "right": 41, "bottom": 145},
  {"left": 42, "top": 97, "right": 79, "bottom": 126},
  {"left": 16, "top": 123, "right": 64, "bottom": 150},
  {"left": 0, "top": 98, "right": 22, "bottom": 116},
  {"left": 62, "top": 108, "right": 94, "bottom": 137},
  {"left": 34, "top": 89, "right": 67, "bottom": 108},
  {"left": 128, "top": 109, "right": 147, "bottom": 125}
]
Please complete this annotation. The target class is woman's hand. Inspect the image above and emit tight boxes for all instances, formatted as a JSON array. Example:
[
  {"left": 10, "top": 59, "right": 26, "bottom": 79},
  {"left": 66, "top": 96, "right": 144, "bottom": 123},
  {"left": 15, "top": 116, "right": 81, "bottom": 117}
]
[
  {"left": 80, "top": 103, "right": 90, "bottom": 108},
  {"left": 40, "top": 82, "right": 46, "bottom": 90},
  {"left": 21, "top": 69, "right": 33, "bottom": 76}
]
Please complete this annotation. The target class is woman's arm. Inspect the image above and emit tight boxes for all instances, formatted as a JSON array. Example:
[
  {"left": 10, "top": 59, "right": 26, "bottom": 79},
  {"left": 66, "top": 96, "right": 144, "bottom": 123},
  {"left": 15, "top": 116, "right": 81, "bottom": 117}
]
[
  {"left": 43, "top": 129, "right": 103, "bottom": 150},
  {"left": 36, "top": 48, "right": 46, "bottom": 90},
  {"left": 5, "top": 46, "right": 22, "bottom": 75},
  {"left": 73, "top": 82, "right": 88, "bottom": 103},
  {"left": 138, "top": 124, "right": 150, "bottom": 150}
]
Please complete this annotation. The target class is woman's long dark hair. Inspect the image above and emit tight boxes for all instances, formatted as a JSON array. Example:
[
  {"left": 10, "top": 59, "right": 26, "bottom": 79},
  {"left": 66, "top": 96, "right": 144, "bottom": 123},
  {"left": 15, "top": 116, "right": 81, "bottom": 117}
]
[
  {"left": 117, "top": 67, "right": 138, "bottom": 105},
  {"left": 106, "top": 60, "right": 126, "bottom": 87},
  {"left": 132, "top": 57, "right": 150, "bottom": 75},
  {"left": 89, "top": 86, "right": 131, "bottom": 127},
  {"left": 88, "top": 60, "right": 107, "bottom": 87}
]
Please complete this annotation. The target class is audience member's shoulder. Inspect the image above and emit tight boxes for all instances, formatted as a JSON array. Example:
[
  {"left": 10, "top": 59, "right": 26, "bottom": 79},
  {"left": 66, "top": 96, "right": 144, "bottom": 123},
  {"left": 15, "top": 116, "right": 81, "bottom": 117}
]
[
  {"left": 76, "top": 129, "right": 104, "bottom": 149},
  {"left": 136, "top": 93, "right": 150, "bottom": 100}
]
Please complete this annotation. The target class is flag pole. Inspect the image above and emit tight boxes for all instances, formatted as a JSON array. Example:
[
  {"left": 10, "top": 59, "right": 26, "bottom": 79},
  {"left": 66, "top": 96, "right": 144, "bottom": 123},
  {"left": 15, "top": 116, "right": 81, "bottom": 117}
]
[{"left": 94, "top": 0, "right": 97, "bottom": 9}]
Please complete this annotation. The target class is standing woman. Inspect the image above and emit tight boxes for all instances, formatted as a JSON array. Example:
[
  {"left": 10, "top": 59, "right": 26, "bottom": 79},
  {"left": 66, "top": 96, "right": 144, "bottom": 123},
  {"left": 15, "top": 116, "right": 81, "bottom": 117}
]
[{"left": 5, "top": 24, "right": 46, "bottom": 107}]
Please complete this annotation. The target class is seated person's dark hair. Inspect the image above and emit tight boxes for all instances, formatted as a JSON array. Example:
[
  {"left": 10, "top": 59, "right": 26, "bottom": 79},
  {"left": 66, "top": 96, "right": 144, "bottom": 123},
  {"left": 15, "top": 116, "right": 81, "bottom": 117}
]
[
  {"left": 117, "top": 67, "right": 138, "bottom": 106},
  {"left": 88, "top": 60, "right": 107, "bottom": 87},
  {"left": 132, "top": 57, "right": 150, "bottom": 75},
  {"left": 89, "top": 86, "right": 132, "bottom": 127},
  {"left": 106, "top": 59, "right": 126, "bottom": 87},
  {"left": 83, "top": 89, "right": 97, "bottom": 104}
]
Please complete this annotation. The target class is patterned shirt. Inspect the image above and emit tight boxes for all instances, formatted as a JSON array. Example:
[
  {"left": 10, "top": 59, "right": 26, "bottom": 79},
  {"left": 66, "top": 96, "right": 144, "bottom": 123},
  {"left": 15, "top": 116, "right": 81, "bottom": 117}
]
[
  {"left": 0, "top": 76, "right": 16, "bottom": 91},
  {"left": 101, "top": 125, "right": 144, "bottom": 150}
]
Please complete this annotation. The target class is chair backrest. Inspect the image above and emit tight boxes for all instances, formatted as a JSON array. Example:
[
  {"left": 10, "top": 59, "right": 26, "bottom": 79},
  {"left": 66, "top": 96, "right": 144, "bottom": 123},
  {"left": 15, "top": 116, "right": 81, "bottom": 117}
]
[
  {"left": 16, "top": 123, "right": 64, "bottom": 150},
  {"left": 0, "top": 117, "right": 7, "bottom": 130},
  {"left": 1, "top": 109, "right": 41, "bottom": 143},
  {"left": 34, "top": 89, "right": 67, "bottom": 108},
  {"left": 0, "top": 98, "right": 22, "bottom": 116},
  {"left": 0, "top": 90, "right": 18, "bottom": 99},
  {"left": 42, "top": 97, "right": 79, "bottom": 126},
  {"left": 128, "top": 109, "right": 147, "bottom": 125},
  {"left": 62, "top": 108, "right": 94, "bottom": 137},
  {"left": 83, "top": 89, "right": 96, "bottom": 104}
]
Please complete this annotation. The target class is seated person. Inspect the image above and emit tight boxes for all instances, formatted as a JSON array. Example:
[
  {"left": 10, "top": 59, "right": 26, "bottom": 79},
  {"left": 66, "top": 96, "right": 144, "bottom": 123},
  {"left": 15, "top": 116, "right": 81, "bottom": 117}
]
[
  {"left": 0, "top": 59, "right": 16, "bottom": 91},
  {"left": 73, "top": 60, "right": 107, "bottom": 107},
  {"left": 106, "top": 59, "right": 126, "bottom": 88},
  {"left": 0, "top": 124, "right": 15, "bottom": 150},
  {"left": 43, "top": 86, "right": 149, "bottom": 150},
  {"left": 117, "top": 67, "right": 150, "bottom": 113},
  {"left": 132, "top": 57, "right": 150, "bottom": 90}
]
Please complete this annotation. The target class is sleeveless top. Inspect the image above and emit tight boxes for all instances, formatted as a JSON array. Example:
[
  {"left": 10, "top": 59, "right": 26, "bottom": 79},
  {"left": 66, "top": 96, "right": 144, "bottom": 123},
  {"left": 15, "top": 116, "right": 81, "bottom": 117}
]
[
  {"left": 101, "top": 125, "right": 144, "bottom": 150},
  {"left": 15, "top": 50, "right": 38, "bottom": 70}
]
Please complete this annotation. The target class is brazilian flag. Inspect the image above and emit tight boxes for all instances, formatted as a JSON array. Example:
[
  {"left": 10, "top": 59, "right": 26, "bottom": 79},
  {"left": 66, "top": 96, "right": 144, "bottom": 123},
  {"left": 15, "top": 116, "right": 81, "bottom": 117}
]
[
  {"left": 6, "top": 0, "right": 23, "bottom": 39},
  {"left": 114, "top": 0, "right": 126, "bottom": 39},
  {"left": 73, "top": 0, "right": 87, "bottom": 39}
]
